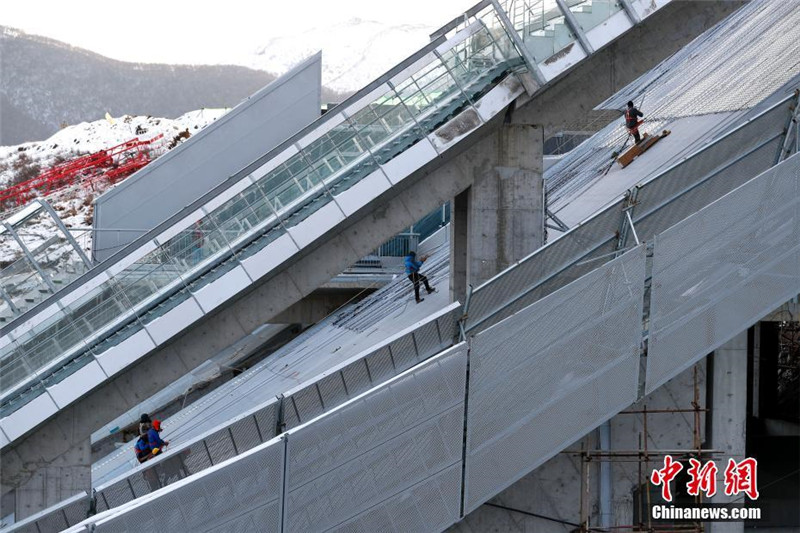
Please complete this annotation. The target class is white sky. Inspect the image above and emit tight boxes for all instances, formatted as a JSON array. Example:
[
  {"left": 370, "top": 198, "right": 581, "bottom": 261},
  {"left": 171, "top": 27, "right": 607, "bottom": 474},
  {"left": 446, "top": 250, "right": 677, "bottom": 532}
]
[{"left": 1, "top": 0, "right": 476, "bottom": 67}]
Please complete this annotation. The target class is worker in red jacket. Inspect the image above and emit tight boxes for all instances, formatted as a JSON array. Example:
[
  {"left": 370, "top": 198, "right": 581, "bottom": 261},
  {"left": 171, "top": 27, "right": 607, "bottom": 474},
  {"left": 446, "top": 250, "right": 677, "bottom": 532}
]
[{"left": 625, "top": 101, "right": 644, "bottom": 144}]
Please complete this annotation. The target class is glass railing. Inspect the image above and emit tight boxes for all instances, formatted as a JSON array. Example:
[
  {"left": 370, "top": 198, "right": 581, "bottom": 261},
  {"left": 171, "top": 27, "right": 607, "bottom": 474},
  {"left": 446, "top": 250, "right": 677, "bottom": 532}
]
[{"left": 0, "top": 9, "right": 527, "bottom": 411}]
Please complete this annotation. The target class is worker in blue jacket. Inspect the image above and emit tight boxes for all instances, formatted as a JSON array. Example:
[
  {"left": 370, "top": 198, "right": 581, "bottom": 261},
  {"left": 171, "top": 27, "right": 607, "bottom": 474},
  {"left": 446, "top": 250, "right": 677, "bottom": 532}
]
[
  {"left": 147, "top": 420, "right": 169, "bottom": 457},
  {"left": 404, "top": 251, "right": 435, "bottom": 303}
]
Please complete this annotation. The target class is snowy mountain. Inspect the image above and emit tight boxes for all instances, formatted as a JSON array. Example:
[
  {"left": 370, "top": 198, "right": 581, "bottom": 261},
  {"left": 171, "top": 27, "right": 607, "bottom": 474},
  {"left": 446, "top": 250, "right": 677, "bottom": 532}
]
[{"left": 248, "top": 18, "right": 437, "bottom": 93}]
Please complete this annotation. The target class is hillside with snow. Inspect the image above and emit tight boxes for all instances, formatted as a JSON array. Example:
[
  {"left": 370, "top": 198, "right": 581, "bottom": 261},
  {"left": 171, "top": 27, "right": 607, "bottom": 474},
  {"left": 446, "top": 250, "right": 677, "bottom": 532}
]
[{"left": 0, "top": 109, "right": 228, "bottom": 265}]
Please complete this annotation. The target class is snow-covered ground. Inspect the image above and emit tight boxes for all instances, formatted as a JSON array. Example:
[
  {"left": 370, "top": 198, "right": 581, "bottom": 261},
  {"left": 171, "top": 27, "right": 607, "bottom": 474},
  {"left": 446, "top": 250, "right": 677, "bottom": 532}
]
[{"left": 0, "top": 109, "right": 229, "bottom": 266}]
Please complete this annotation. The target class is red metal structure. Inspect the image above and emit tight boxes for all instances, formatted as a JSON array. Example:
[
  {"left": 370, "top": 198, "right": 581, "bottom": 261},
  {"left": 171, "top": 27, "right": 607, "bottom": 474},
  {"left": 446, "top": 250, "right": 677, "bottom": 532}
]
[{"left": 0, "top": 135, "right": 166, "bottom": 209}]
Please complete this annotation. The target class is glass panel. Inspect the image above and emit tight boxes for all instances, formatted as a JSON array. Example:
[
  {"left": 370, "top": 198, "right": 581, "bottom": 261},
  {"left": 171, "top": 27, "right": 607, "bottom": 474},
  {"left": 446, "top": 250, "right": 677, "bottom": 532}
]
[
  {"left": 566, "top": 0, "right": 623, "bottom": 33},
  {"left": 522, "top": 0, "right": 578, "bottom": 62}
]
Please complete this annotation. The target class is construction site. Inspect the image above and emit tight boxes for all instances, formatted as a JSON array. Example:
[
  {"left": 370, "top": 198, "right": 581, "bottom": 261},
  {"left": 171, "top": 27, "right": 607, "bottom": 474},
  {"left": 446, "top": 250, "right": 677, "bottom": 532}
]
[{"left": 0, "top": 0, "right": 798, "bottom": 532}]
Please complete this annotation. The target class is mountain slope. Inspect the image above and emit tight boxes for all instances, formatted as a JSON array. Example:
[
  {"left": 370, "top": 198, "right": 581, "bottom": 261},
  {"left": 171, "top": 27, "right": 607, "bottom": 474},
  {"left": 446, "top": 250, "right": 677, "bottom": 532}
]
[{"left": 0, "top": 27, "right": 346, "bottom": 146}]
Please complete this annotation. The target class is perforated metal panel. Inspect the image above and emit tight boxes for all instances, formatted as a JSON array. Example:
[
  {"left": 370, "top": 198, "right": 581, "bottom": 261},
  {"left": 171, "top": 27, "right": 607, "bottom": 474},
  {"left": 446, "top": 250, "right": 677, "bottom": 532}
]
[
  {"left": 283, "top": 305, "right": 461, "bottom": 429},
  {"left": 284, "top": 343, "right": 467, "bottom": 533},
  {"left": 92, "top": 438, "right": 285, "bottom": 533},
  {"left": 467, "top": 200, "right": 626, "bottom": 332},
  {"left": 464, "top": 247, "right": 646, "bottom": 513},
  {"left": 4, "top": 493, "right": 91, "bottom": 533},
  {"left": 647, "top": 154, "right": 800, "bottom": 394}
]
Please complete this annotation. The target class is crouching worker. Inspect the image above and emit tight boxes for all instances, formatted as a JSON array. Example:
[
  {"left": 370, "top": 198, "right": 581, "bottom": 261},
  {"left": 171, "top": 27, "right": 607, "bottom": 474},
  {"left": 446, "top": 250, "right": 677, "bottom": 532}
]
[
  {"left": 147, "top": 419, "right": 169, "bottom": 458},
  {"left": 133, "top": 419, "right": 169, "bottom": 464}
]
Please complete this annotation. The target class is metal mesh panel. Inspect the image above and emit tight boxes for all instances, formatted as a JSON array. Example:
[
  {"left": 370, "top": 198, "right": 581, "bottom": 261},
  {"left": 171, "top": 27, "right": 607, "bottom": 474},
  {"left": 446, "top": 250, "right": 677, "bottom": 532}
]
[
  {"left": 364, "top": 346, "right": 396, "bottom": 384},
  {"left": 633, "top": 104, "right": 789, "bottom": 241},
  {"left": 289, "top": 385, "right": 324, "bottom": 425},
  {"left": 634, "top": 136, "right": 783, "bottom": 245},
  {"left": 317, "top": 372, "right": 349, "bottom": 412},
  {"left": 339, "top": 359, "right": 372, "bottom": 399},
  {"left": 229, "top": 415, "right": 262, "bottom": 454},
  {"left": 93, "top": 438, "right": 284, "bottom": 533},
  {"left": 647, "top": 154, "right": 800, "bottom": 394},
  {"left": 284, "top": 343, "right": 467, "bottom": 533},
  {"left": 464, "top": 247, "right": 646, "bottom": 513},
  {"left": 412, "top": 319, "right": 444, "bottom": 360},
  {"left": 467, "top": 200, "right": 625, "bottom": 332},
  {"left": 204, "top": 428, "right": 238, "bottom": 464},
  {"left": 254, "top": 400, "right": 280, "bottom": 440},
  {"left": 329, "top": 463, "right": 463, "bottom": 533},
  {"left": 387, "top": 333, "right": 418, "bottom": 370}
]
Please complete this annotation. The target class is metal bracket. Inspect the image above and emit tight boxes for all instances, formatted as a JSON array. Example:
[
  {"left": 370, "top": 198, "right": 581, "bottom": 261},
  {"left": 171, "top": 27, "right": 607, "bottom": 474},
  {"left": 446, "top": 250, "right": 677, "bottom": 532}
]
[
  {"left": 615, "top": 187, "right": 640, "bottom": 253},
  {"left": 618, "top": 0, "right": 641, "bottom": 24},
  {"left": 36, "top": 198, "right": 93, "bottom": 268},
  {"left": 776, "top": 89, "right": 800, "bottom": 164},
  {"left": 2, "top": 221, "right": 57, "bottom": 293},
  {"left": 546, "top": 208, "right": 570, "bottom": 232},
  {"left": 555, "top": 0, "right": 595, "bottom": 55},
  {"left": 489, "top": 0, "right": 546, "bottom": 88}
]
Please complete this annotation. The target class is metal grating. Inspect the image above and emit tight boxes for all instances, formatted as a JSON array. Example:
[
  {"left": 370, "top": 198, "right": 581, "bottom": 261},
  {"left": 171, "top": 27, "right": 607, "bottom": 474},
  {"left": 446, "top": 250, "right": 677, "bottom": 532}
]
[
  {"left": 284, "top": 343, "right": 467, "bottom": 533},
  {"left": 647, "top": 154, "right": 800, "bottom": 394},
  {"left": 464, "top": 247, "right": 646, "bottom": 513}
]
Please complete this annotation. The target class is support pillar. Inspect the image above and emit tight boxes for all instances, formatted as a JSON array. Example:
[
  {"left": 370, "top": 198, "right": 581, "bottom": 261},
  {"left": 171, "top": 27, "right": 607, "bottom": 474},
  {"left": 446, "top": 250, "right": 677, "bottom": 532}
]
[
  {"left": 1, "top": 437, "right": 91, "bottom": 521},
  {"left": 708, "top": 330, "right": 748, "bottom": 533},
  {"left": 468, "top": 123, "right": 545, "bottom": 288},
  {"left": 450, "top": 189, "right": 470, "bottom": 304}
]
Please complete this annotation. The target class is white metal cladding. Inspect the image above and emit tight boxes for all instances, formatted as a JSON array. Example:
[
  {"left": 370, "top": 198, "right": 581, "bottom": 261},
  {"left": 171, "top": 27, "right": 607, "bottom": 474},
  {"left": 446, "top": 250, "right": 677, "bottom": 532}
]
[
  {"left": 89, "top": 437, "right": 285, "bottom": 533},
  {"left": 466, "top": 198, "right": 626, "bottom": 332},
  {"left": 464, "top": 246, "right": 646, "bottom": 513},
  {"left": 284, "top": 343, "right": 467, "bottom": 533},
  {"left": 646, "top": 154, "right": 800, "bottom": 394}
]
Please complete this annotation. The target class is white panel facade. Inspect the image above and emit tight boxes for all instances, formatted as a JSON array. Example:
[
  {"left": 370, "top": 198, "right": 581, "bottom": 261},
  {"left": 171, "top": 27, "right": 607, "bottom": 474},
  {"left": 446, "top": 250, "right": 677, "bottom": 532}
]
[
  {"left": 333, "top": 168, "right": 393, "bottom": 216},
  {"left": 144, "top": 297, "right": 205, "bottom": 346},
  {"left": 474, "top": 75, "right": 526, "bottom": 122},
  {"left": 94, "top": 328, "right": 157, "bottom": 377},
  {"left": 537, "top": 43, "right": 588, "bottom": 81},
  {"left": 0, "top": 392, "right": 59, "bottom": 441},
  {"left": 465, "top": 247, "right": 646, "bottom": 512},
  {"left": 380, "top": 137, "right": 439, "bottom": 185},
  {"left": 647, "top": 154, "right": 800, "bottom": 393},
  {"left": 46, "top": 360, "right": 107, "bottom": 408},
  {"left": 239, "top": 232, "right": 301, "bottom": 281},
  {"left": 585, "top": 8, "right": 634, "bottom": 51},
  {"left": 191, "top": 264, "right": 253, "bottom": 314},
  {"left": 285, "top": 200, "right": 346, "bottom": 249}
]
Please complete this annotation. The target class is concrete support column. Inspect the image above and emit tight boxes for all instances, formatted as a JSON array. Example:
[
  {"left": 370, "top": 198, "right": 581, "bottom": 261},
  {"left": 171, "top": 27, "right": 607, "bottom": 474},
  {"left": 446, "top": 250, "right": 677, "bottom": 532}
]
[
  {"left": 1, "top": 437, "right": 91, "bottom": 521},
  {"left": 450, "top": 188, "right": 470, "bottom": 304},
  {"left": 467, "top": 123, "right": 545, "bottom": 289},
  {"left": 708, "top": 330, "right": 748, "bottom": 533}
]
